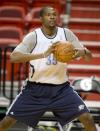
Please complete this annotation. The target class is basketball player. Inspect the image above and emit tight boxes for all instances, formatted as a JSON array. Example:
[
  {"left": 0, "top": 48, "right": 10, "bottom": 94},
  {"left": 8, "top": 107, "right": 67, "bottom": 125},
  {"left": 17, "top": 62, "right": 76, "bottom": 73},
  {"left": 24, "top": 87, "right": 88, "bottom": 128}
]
[{"left": 0, "top": 7, "right": 97, "bottom": 131}]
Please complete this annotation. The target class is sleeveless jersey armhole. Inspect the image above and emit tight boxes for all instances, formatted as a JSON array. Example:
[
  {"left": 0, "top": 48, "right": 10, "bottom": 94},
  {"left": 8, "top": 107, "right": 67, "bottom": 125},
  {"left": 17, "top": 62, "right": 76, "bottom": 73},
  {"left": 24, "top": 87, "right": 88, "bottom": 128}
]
[
  {"left": 30, "top": 31, "right": 37, "bottom": 53},
  {"left": 63, "top": 28, "right": 68, "bottom": 41}
]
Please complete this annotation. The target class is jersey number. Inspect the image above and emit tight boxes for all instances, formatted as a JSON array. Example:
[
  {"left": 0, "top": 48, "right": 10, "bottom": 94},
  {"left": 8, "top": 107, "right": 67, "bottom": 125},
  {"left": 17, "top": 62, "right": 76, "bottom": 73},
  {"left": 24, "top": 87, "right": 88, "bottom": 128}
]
[{"left": 46, "top": 54, "right": 57, "bottom": 65}]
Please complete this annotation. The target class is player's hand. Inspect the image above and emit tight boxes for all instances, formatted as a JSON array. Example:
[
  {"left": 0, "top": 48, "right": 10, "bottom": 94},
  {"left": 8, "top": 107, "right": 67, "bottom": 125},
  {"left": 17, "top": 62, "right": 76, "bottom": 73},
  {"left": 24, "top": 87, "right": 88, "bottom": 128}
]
[
  {"left": 43, "top": 45, "right": 55, "bottom": 58},
  {"left": 72, "top": 48, "right": 85, "bottom": 59},
  {"left": 52, "top": 41, "right": 60, "bottom": 46},
  {"left": 52, "top": 41, "right": 61, "bottom": 52},
  {"left": 43, "top": 41, "right": 60, "bottom": 58}
]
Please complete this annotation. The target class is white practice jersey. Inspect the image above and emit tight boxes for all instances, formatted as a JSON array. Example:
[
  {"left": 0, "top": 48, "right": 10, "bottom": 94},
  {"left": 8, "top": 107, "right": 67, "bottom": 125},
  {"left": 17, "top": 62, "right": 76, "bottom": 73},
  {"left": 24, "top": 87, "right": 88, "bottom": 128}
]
[{"left": 14, "top": 27, "right": 84, "bottom": 84}]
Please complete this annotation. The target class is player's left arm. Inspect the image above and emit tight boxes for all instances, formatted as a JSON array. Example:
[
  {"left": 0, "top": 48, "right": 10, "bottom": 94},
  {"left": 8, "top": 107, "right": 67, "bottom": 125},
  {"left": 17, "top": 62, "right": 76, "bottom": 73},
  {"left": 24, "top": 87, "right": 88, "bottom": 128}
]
[
  {"left": 64, "top": 28, "right": 92, "bottom": 62},
  {"left": 73, "top": 47, "right": 92, "bottom": 62},
  {"left": 83, "top": 48, "right": 92, "bottom": 61}
]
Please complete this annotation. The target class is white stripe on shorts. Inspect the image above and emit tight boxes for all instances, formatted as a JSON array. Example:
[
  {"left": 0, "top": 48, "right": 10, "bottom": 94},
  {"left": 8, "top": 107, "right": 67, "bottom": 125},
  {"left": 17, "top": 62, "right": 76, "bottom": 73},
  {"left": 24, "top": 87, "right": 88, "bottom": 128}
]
[{"left": 6, "top": 91, "right": 22, "bottom": 115}]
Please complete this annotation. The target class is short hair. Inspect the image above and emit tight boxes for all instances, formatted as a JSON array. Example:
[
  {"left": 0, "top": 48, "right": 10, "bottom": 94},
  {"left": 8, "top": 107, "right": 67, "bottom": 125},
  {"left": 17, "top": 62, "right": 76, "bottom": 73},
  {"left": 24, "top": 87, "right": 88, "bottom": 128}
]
[{"left": 40, "top": 6, "right": 54, "bottom": 17}]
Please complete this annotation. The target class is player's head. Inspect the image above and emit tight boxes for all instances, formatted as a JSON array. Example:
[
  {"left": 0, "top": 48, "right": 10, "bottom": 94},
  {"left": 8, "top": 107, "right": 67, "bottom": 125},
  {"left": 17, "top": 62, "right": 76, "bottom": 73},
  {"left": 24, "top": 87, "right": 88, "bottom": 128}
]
[{"left": 40, "top": 6, "right": 57, "bottom": 28}]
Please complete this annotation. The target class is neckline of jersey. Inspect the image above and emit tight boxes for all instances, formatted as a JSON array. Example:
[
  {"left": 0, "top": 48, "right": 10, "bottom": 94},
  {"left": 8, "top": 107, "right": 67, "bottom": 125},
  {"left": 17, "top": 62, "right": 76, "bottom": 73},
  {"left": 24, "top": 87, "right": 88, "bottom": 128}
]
[{"left": 41, "top": 27, "right": 58, "bottom": 39}]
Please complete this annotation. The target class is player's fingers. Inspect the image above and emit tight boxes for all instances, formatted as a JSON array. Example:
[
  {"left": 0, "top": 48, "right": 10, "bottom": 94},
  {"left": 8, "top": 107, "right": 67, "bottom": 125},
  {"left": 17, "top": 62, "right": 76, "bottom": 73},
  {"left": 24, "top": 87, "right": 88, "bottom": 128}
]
[
  {"left": 53, "top": 41, "right": 60, "bottom": 44},
  {"left": 48, "top": 45, "right": 56, "bottom": 52},
  {"left": 73, "top": 48, "right": 83, "bottom": 58},
  {"left": 52, "top": 41, "right": 60, "bottom": 47},
  {"left": 73, "top": 48, "right": 80, "bottom": 52},
  {"left": 50, "top": 44, "right": 58, "bottom": 52},
  {"left": 72, "top": 51, "right": 79, "bottom": 58}
]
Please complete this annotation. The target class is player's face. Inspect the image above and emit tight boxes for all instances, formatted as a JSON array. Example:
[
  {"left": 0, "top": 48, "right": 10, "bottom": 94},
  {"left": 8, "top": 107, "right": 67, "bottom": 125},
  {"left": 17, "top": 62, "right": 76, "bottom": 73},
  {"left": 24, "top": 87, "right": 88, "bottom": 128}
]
[{"left": 41, "top": 8, "right": 57, "bottom": 28}]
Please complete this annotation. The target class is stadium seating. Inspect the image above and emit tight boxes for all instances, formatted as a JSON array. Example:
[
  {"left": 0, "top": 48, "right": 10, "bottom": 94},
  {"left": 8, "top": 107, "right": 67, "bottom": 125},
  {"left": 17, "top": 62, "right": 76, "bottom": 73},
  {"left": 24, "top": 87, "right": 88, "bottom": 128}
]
[
  {"left": 0, "top": 6, "right": 26, "bottom": 29},
  {"left": 71, "top": 6, "right": 100, "bottom": 19},
  {"left": 0, "top": 25, "right": 24, "bottom": 81},
  {"left": 68, "top": 0, "right": 100, "bottom": 84},
  {"left": 0, "top": 26, "right": 24, "bottom": 47},
  {"left": 32, "top": 0, "right": 66, "bottom": 14},
  {"left": 1, "top": 52, "right": 21, "bottom": 81},
  {"left": 0, "top": 0, "right": 28, "bottom": 11},
  {"left": 69, "top": 18, "right": 100, "bottom": 30},
  {"left": 0, "top": 26, "right": 23, "bottom": 40},
  {"left": 71, "top": 28, "right": 100, "bottom": 41},
  {"left": 68, "top": 64, "right": 100, "bottom": 81},
  {"left": 71, "top": 0, "right": 100, "bottom": 8},
  {"left": 69, "top": 0, "right": 100, "bottom": 32}
]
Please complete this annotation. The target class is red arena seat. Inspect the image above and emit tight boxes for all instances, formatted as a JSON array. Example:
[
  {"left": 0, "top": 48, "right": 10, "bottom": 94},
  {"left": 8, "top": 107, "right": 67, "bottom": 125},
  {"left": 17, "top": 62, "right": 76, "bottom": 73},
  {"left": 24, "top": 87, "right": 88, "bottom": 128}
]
[
  {"left": 0, "top": 26, "right": 24, "bottom": 47},
  {"left": 0, "top": 6, "right": 26, "bottom": 29}
]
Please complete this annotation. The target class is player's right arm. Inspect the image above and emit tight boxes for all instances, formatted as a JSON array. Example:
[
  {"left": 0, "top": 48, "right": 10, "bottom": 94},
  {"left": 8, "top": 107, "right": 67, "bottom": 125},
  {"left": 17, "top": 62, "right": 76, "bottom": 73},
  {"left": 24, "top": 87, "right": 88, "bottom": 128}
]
[{"left": 10, "top": 31, "right": 53, "bottom": 63}]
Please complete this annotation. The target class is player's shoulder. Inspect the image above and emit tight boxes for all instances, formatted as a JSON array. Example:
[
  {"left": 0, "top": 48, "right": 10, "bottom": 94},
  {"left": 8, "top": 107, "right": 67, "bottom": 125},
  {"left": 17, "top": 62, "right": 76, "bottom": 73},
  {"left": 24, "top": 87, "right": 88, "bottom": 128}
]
[
  {"left": 63, "top": 27, "right": 76, "bottom": 37},
  {"left": 30, "top": 27, "right": 41, "bottom": 32},
  {"left": 63, "top": 27, "right": 72, "bottom": 32},
  {"left": 57, "top": 26, "right": 71, "bottom": 33},
  {"left": 24, "top": 28, "right": 41, "bottom": 39}
]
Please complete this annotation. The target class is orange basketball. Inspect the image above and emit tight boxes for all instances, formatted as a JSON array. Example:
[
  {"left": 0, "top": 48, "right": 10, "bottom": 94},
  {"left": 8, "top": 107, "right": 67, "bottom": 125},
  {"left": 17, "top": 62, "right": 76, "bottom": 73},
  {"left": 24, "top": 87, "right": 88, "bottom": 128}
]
[{"left": 53, "top": 41, "right": 75, "bottom": 63}]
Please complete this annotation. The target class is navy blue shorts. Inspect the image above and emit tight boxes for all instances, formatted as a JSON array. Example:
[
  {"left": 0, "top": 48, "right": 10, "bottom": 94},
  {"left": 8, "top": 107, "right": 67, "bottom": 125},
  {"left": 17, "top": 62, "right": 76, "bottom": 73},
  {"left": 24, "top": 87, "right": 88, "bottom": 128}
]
[{"left": 7, "top": 81, "right": 89, "bottom": 128}]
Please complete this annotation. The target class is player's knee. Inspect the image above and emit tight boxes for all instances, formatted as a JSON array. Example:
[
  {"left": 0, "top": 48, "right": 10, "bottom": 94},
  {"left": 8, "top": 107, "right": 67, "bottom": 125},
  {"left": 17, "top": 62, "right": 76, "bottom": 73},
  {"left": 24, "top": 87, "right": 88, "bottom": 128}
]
[
  {"left": 0, "top": 116, "right": 16, "bottom": 130},
  {"left": 79, "top": 112, "right": 94, "bottom": 125},
  {"left": 0, "top": 120, "right": 5, "bottom": 130},
  {"left": 0, "top": 119, "right": 10, "bottom": 131}
]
